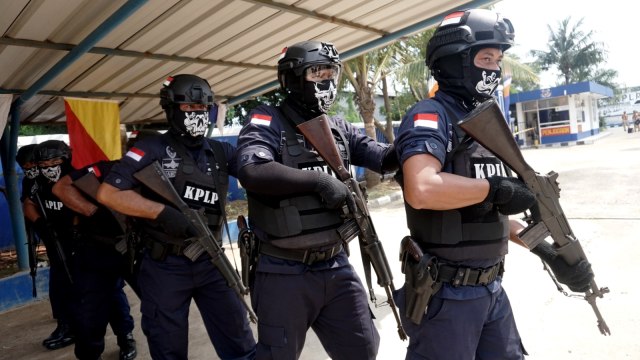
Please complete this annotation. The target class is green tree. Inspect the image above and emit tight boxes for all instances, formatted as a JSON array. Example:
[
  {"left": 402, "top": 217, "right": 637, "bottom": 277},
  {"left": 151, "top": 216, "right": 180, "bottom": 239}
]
[
  {"left": 530, "top": 17, "right": 613, "bottom": 86},
  {"left": 341, "top": 45, "right": 400, "bottom": 187}
]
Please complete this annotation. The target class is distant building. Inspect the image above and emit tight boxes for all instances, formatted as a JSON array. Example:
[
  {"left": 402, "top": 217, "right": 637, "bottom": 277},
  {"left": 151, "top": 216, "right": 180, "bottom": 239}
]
[{"left": 510, "top": 81, "right": 613, "bottom": 147}]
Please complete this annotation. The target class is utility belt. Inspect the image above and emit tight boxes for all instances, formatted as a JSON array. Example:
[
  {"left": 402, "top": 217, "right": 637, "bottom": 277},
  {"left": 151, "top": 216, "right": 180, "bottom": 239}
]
[
  {"left": 399, "top": 235, "right": 504, "bottom": 325},
  {"left": 259, "top": 241, "right": 343, "bottom": 266},
  {"left": 436, "top": 261, "right": 504, "bottom": 287},
  {"left": 142, "top": 237, "right": 210, "bottom": 262}
]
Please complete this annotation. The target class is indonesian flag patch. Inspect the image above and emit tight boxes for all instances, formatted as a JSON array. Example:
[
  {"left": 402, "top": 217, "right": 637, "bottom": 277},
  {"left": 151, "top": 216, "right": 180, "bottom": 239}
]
[
  {"left": 88, "top": 165, "right": 101, "bottom": 177},
  {"left": 413, "top": 113, "right": 438, "bottom": 129},
  {"left": 250, "top": 114, "right": 272, "bottom": 126},
  {"left": 440, "top": 11, "right": 464, "bottom": 27},
  {"left": 126, "top": 147, "right": 145, "bottom": 162}
]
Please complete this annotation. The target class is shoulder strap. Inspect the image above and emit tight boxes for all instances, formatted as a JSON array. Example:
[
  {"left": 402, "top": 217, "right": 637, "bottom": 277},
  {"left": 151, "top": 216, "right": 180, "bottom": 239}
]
[{"left": 442, "top": 105, "right": 472, "bottom": 168}]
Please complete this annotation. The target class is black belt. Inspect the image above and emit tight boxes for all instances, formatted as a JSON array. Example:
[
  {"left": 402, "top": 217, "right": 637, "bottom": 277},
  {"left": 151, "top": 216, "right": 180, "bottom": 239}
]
[
  {"left": 436, "top": 261, "right": 504, "bottom": 287},
  {"left": 259, "top": 242, "right": 343, "bottom": 265},
  {"left": 142, "top": 238, "right": 186, "bottom": 256}
]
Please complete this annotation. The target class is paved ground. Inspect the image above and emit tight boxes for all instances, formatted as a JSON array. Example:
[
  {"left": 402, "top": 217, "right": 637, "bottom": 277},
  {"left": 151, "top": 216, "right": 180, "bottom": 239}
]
[{"left": 1, "top": 127, "right": 639, "bottom": 359}]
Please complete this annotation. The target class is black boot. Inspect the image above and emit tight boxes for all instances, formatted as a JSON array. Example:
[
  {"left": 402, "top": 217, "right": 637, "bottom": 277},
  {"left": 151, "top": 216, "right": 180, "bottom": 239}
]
[
  {"left": 42, "top": 321, "right": 75, "bottom": 350},
  {"left": 117, "top": 332, "right": 137, "bottom": 360}
]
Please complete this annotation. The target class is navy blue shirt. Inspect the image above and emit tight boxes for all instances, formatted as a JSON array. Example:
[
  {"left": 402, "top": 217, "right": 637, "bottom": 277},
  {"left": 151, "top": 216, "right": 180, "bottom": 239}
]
[
  {"left": 394, "top": 91, "right": 501, "bottom": 298},
  {"left": 104, "top": 135, "right": 237, "bottom": 191},
  {"left": 237, "top": 104, "right": 390, "bottom": 274}
]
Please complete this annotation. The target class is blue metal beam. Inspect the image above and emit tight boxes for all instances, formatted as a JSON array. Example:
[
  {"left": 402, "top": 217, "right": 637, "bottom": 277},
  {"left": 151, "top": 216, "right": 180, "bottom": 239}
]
[
  {"left": 226, "top": 0, "right": 498, "bottom": 106},
  {"left": 2, "top": 0, "right": 148, "bottom": 270}
]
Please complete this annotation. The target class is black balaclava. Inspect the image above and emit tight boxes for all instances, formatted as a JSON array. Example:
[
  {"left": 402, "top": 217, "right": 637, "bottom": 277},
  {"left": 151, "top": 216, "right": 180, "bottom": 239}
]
[
  {"left": 287, "top": 74, "right": 338, "bottom": 120},
  {"left": 166, "top": 104, "right": 210, "bottom": 147},
  {"left": 24, "top": 166, "right": 39, "bottom": 180},
  {"left": 40, "top": 160, "right": 72, "bottom": 183},
  {"left": 435, "top": 46, "right": 502, "bottom": 109}
]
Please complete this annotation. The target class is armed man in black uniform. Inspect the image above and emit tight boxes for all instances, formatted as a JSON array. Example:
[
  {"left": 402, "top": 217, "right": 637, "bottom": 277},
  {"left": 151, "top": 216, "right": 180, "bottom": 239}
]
[
  {"left": 16, "top": 144, "right": 40, "bottom": 201},
  {"left": 97, "top": 74, "right": 256, "bottom": 360},
  {"left": 393, "top": 9, "right": 594, "bottom": 359},
  {"left": 53, "top": 158, "right": 139, "bottom": 360},
  {"left": 22, "top": 140, "right": 76, "bottom": 350},
  {"left": 236, "top": 41, "right": 398, "bottom": 360}
]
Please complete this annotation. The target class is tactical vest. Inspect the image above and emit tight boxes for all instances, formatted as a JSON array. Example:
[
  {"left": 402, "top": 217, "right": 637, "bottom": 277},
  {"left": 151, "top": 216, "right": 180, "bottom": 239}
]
[
  {"left": 34, "top": 181, "right": 76, "bottom": 238},
  {"left": 140, "top": 136, "right": 229, "bottom": 245},
  {"left": 400, "top": 111, "right": 509, "bottom": 262},
  {"left": 247, "top": 108, "right": 352, "bottom": 250}
]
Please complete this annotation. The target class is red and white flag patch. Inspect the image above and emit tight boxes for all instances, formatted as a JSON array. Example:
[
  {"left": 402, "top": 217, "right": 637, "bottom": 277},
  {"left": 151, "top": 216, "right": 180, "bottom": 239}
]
[
  {"left": 126, "top": 147, "right": 145, "bottom": 162},
  {"left": 440, "top": 11, "right": 464, "bottom": 27},
  {"left": 250, "top": 114, "right": 272, "bottom": 126},
  {"left": 88, "top": 165, "right": 102, "bottom": 177},
  {"left": 413, "top": 113, "right": 438, "bottom": 129}
]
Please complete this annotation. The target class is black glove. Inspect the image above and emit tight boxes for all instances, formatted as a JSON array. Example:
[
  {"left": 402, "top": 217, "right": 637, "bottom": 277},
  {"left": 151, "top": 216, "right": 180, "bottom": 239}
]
[
  {"left": 155, "top": 206, "right": 197, "bottom": 238},
  {"left": 381, "top": 144, "right": 399, "bottom": 173},
  {"left": 32, "top": 217, "right": 52, "bottom": 242},
  {"left": 531, "top": 241, "right": 594, "bottom": 292},
  {"left": 486, "top": 176, "right": 536, "bottom": 215},
  {"left": 315, "top": 172, "right": 356, "bottom": 210}
]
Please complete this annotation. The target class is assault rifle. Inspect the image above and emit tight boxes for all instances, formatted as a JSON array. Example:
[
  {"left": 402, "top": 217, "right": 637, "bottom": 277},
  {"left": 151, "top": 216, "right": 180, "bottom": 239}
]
[
  {"left": 298, "top": 115, "right": 407, "bottom": 340},
  {"left": 134, "top": 162, "right": 257, "bottom": 324},
  {"left": 457, "top": 99, "right": 610, "bottom": 335},
  {"left": 33, "top": 192, "right": 73, "bottom": 284},
  {"left": 26, "top": 225, "right": 39, "bottom": 297},
  {"left": 237, "top": 215, "right": 257, "bottom": 288}
]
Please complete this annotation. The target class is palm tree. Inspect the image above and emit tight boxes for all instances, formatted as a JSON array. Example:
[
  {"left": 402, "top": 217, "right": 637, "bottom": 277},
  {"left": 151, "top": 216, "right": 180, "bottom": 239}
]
[
  {"left": 341, "top": 45, "right": 399, "bottom": 187},
  {"left": 530, "top": 17, "right": 607, "bottom": 85}
]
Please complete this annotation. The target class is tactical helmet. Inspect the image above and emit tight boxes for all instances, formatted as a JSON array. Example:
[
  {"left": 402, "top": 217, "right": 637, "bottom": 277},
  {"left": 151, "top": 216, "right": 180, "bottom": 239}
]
[
  {"left": 16, "top": 144, "right": 38, "bottom": 167},
  {"left": 160, "top": 74, "right": 214, "bottom": 140},
  {"left": 426, "top": 9, "right": 514, "bottom": 69},
  {"left": 34, "top": 140, "right": 71, "bottom": 162},
  {"left": 277, "top": 41, "right": 341, "bottom": 91},
  {"left": 160, "top": 74, "right": 214, "bottom": 109}
]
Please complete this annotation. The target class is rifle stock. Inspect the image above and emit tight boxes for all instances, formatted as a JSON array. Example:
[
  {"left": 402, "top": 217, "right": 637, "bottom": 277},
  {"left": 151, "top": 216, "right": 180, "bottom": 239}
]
[
  {"left": 297, "top": 115, "right": 407, "bottom": 340},
  {"left": 133, "top": 162, "right": 257, "bottom": 324},
  {"left": 457, "top": 99, "right": 610, "bottom": 335}
]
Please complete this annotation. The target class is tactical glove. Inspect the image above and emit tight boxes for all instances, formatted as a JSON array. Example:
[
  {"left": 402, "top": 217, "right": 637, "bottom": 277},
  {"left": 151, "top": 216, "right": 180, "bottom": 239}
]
[
  {"left": 531, "top": 241, "right": 594, "bottom": 292},
  {"left": 155, "top": 205, "right": 197, "bottom": 238},
  {"left": 486, "top": 176, "right": 536, "bottom": 215},
  {"left": 315, "top": 172, "right": 356, "bottom": 211}
]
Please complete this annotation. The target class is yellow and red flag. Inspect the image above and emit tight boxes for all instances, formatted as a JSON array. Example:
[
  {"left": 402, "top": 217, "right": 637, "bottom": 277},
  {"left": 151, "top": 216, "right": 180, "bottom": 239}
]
[{"left": 64, "top": 98, "right": 121, "bottom": 169}]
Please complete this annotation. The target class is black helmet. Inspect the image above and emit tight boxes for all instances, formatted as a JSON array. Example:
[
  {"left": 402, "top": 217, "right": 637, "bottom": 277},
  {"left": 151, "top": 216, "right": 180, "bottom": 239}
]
[
  {"left": 277, "top": 41, "right": 341, "bottom": 91},
  {"left": 16, "top": 144, "right": 38, "bottom": 167},
  {"left": 34, "top": 140, "right": 71, "bottom": 162},
  {"left": 426, "top": 9, "right": 514, "bottom": 69},
  {"left": 160, "top": 74, "right": 214, "bottom": 109},
  {"left": 160, "top": 74, "right": 214, "bottom": 140}
]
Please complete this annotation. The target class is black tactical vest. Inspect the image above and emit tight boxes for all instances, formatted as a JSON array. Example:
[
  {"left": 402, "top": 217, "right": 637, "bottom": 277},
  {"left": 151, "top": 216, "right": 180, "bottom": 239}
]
[
  {"left": 34, "top": 180, "right": 76, "bottom": 239},
  {"left": 140, "top": 136, "right": 229, "bottom": 245},
  {"left": 401, "top": 125, "right": 509, "bottom": 262},
  {"left": 247, "top": 108, "right": 352, "bottom": 250}
]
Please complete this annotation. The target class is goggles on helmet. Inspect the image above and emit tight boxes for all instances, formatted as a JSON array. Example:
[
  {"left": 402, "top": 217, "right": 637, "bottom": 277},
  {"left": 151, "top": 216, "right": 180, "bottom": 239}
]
[{"left": 304, "top": 64, "right": 340, "bottom": 83}]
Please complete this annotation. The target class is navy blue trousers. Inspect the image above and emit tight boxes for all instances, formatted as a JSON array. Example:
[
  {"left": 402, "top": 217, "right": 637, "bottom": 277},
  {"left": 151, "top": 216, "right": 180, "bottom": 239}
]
[
  {"left": 395, "top": 283, "right": 525, "bottom": 360},
  {"left": 138, "top": 252, "right": 256, "bottom": 360},
  {"left": 72, "top": 243, "right": 135, "bottom": 360},
  {"left": 251, "top": 264, "right": 380, "bottom": 360},
  {"left": 43, "top": 236, "right": 75, "bottom": 325}
]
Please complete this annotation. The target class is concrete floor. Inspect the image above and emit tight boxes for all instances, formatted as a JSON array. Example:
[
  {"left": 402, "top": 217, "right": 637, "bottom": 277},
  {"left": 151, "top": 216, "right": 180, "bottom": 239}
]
[{"left": 1, "top": 127, "right": 639, "bottom": 359}]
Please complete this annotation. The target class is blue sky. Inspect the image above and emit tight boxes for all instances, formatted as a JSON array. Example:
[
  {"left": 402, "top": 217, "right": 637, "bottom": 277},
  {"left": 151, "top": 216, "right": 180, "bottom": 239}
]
[{"left": 493, "top": 0, "right": 638, "bottom": 88}]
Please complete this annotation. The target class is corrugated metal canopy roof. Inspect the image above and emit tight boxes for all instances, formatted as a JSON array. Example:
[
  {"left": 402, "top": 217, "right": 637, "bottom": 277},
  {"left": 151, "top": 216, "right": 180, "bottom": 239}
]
[{"left": 0, "top": 0, "right": 497, "bottom": 125}]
